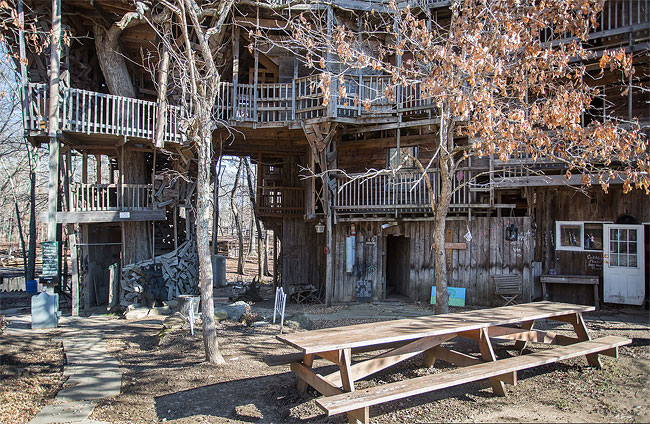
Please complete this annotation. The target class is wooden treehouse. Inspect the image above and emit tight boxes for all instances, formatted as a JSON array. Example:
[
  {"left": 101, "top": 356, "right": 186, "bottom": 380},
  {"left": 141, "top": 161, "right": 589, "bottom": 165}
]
[{"left": 6, "top": 0, "right": 649, "bottom": 311}]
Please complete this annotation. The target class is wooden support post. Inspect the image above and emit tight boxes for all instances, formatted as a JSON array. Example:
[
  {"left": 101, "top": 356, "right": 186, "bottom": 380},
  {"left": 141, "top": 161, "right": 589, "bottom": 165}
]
[
  {"left": 326, "top": 5, "right": 336, "bottom": 118},
  {"left": 154, "top": 23, "right": 170, "bottom": 148},
  {"left": 572, "top": 313, "right": 602, "bottom": 368},
  {"left": 17, "top": 0, "right": 28, "bottom": 131},
  {"left": 514, "top": 320, "right": 535, "bottom": 351},
  {"left": 253, "top": 7, "right": 259, "bottom": 124},
  {"left": 68, "top": 228, "right": 79, "bottom": 316},
  {"left": 232, "top": 26, "right": 240, "bottom": 118},
  {"left": 273, "top": 230, "right": 278, "bottom": 289},
  {"left": 292, "top": 58, "right": 298, "bottom": 120},
  {"left": 95, "top": 154, "right": 102, "bottom": 184},
  {"left": 47, "top": 0, "right": 62, "bottom": 242},
  {"left": 297, "top": 353, "right": 314, "bottom": 394},
  {"left": 477, "top": 328, "right": 508, "bottom": 396}
]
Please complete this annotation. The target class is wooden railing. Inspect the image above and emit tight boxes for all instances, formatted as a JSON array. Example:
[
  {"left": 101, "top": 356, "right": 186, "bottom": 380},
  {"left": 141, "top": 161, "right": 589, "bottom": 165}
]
[
  {"left": 257, "top": 186, "right": 305, "bottom": 216},
  {"left": 334, "top": 169, "right": 472, "bottom": 213},
  {"left": 25, "top": 83, "right": 185, "bottom": 143},
  {"left": 70, "top": 183, "right": 153, "bottom": 212},
  {"left": 544, "top": 0, "right": 649, "bottom": 45}
]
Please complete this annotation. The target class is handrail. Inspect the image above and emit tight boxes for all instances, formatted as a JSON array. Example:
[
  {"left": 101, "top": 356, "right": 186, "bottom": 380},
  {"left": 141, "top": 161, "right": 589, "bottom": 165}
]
[
  {"left": 70, "top": 182, "right": 154, "bottom": 212},
  {"left": 257, "top": 186, "right": 305, "bottom": 216},
  {"left": 334, "top": 169, "right": 471, "bottom": 211},
  {"left": 25, "top": 83, "right": 185, "bottom": 144}
]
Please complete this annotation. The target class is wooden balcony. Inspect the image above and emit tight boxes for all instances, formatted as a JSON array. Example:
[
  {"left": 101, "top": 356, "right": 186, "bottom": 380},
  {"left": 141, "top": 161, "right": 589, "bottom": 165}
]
[
  {"left": 257, "top": 186, "right": 305, "bottom": 217},
  {"left": 52, "top": 182, "right": 166, "bottom": 223},
  {"left": 333, "top": 169, "right": 518, "bottom": 217},
  {"left": 24, "top": 83, "right": 185, "bottom": 144}
]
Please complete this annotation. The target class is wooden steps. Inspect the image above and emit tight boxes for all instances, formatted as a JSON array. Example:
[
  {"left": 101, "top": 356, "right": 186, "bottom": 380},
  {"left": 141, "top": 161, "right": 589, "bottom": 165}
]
[{"left": 316, "top": 336, "right": 630, "bottom": 417}]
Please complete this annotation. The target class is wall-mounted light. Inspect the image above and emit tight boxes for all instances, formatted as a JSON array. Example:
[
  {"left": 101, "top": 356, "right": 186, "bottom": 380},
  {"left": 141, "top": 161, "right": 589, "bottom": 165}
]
[
  {"left": 505, "top": 223, "right": 519, "bottom": 241},
  {"left": 315, "top": 222, "right": 325, "bottom": 233}
]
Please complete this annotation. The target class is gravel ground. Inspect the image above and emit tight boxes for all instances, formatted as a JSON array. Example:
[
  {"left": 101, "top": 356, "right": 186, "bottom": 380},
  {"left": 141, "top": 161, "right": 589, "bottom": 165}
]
[
  {"left": 86, "top": 305, "right": 649, "bottom": 424},
  {"left": 0, "top": 331, "right": 65, "bottom": 424}
]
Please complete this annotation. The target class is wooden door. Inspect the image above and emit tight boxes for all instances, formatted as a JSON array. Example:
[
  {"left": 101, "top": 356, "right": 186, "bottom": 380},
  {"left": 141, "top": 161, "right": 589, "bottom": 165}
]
[{"left": 603, "top": 224, "right": 645, "bottom": 305}]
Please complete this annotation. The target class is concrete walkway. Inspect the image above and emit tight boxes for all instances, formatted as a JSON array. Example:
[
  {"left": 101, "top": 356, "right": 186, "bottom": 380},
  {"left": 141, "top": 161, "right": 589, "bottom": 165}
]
[{"left": 25, "top": 316, "right": 122, "bottom": 424}]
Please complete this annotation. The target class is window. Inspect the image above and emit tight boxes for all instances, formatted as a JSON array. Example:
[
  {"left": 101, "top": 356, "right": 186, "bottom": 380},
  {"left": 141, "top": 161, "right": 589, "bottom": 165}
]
[
  {"left": 609, "top": 227, "right": 638, "bottom": 268},
  {"left": 388, "top": 146, "right": 417, "bottom": 169},
  {"left": 555, "top": 221, "right": 607, "bottom": 252}
]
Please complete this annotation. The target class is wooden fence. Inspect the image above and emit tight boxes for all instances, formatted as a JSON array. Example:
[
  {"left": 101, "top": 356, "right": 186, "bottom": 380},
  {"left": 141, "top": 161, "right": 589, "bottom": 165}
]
[{"left": 257, "top": 186, "right": 305, "bottom": 217}]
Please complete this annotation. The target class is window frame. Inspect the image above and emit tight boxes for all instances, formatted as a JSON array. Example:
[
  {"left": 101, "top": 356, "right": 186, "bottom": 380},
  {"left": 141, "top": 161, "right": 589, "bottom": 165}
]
[{"left": 555, "top": 221, "right": 610, "bottom": 252}]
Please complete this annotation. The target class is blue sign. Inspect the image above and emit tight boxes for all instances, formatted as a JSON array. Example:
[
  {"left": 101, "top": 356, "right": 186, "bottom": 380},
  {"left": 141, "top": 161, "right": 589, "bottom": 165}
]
[{"left": 431, "top": 286, "right": 466, "bottom": 307}]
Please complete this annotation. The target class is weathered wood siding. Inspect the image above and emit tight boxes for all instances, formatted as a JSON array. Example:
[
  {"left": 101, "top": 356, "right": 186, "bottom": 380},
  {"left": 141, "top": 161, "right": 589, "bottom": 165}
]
[
  {"left": 332, "top": 217, "right": 533, "bottom": 306},
  {"left": 533, "top": 186, "right": 649, "bottom": 305},
  {"left": 279, "top": 217, "right": 325, "bottom": 290}
]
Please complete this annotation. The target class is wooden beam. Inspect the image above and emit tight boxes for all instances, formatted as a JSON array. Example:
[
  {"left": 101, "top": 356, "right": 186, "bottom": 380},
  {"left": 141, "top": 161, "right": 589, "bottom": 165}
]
[
  {"left": 477, "top": 328, "right": 508, "bottom": 396},
  {"left": 325, "top": 334, "right": 457, "bottom": 387},
  {"left": 290, "top": 361, "right": 342, "bottom": 397},
  {"left": 296, "top": 354, "right": 314, "bottom": 394},
  {"left": 45, "top": 210, "right": 167, "bottom": 224},
  {"left": 68, "top": 230, "right": 79, "bottom": 316},
  {"left": 47, "top": 0, "right": 62, "bottom": 242}
]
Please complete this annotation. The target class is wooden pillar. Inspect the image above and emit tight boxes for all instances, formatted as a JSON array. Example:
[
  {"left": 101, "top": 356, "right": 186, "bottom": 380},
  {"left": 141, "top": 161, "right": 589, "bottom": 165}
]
[
  {"left": 292, "top": 58, "right": 298, "bottom": 120},
  {"left": 232, "top": 26, "right": 240, "bottom": 117},
  {"left": 17, "top": 0, "right": 28, "bottom": 131},
  {"left": 47, "top": 0, "right": 62, "bottom": 242},
  {"left": 253, "top": 7, "right": 259, "bottom": 123},
  {"left": 95, "top": 154, "right": 102, "bottom": 184},
  {"left": 326, "top": 5, "right": 336, "bottom": 118},
  {"left": 68, "top": 226, "right": 79, "bottom": 316}
]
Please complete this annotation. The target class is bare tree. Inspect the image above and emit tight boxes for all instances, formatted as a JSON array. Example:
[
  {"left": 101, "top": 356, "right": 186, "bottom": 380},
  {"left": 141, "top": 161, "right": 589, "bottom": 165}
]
[
  {"left": 139, "top": 0, "right": 235, "bottom": 364},
  {"left": 255, "top": 0, "right": 648, "bottom": 313}
]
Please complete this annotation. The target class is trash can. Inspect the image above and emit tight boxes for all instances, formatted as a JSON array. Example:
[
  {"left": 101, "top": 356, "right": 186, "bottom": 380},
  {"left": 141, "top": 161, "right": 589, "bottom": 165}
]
[
  {"left": 25, "top": 280, "right": 38, "bottom": 294},
  {"left": 212, "top": 254, "right": 227, "bottom": 287}
]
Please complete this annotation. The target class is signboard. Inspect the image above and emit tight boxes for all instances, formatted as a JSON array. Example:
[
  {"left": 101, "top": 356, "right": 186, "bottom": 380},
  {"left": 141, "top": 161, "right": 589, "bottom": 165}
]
[
  {"left": 41, "top": 241, "right": 59, "bottom": 277},
  {"left": 430, "top": 286, "right": 466, "bottom": 307},
  {"left": 355, "top": 280, "right": 372, "bottom": 302}
]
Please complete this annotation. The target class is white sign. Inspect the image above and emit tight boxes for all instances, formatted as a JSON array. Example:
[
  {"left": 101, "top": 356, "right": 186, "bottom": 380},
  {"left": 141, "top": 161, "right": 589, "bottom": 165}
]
[{"left": 119, "top": 211, "right": 131, "bottom": 219}]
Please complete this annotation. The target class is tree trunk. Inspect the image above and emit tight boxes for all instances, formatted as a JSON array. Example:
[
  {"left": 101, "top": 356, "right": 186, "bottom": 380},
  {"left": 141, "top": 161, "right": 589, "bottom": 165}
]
[
  {"left": 243, "top": 159, "right": 267, "bottom": 280},
  {"left": 94, "top": 24, "right": 150, "bottom": 265},
  {"left": 231, "top": 160, "right": 244, "bottom": 275},
  {"left": 432, "top": 113, "right": 454, "bottom": 314},
  {"left": 121, "top": 150, "right": 152, "bottom": 263},
  {"left": 197, "top": 123, "right": 225, "bottom": 365},
  {"left": 14, "top": 202, "right": 27, "bottom": 277},
  {"left": 93, "top": 24, "right": 136, "bottom": 98}
]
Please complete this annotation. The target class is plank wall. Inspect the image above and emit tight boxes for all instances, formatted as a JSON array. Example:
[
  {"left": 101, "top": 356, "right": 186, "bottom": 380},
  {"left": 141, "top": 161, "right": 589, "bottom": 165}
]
[
  {"left": 279, "top": 216, "right": 325, "bottom": 291},
  {"left": 533, "top": 186, "right": 649, "bottom": 305},
  {"left": 332, "top": 217, "right": 533, "bottom": 307}
]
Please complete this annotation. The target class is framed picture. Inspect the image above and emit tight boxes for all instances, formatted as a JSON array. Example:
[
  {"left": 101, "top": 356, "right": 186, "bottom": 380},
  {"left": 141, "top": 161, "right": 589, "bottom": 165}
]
[
  {"left": 556, "top": 221, "right": 583, "bottom": 251},
  {"left": 583, "top": 223, "right": 603, "bottom": 251}
]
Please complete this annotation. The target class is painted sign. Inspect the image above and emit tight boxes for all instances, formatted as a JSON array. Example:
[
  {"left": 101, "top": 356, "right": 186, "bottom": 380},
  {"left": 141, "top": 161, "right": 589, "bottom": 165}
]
[
  {"left": 430, "top": 286, "right": 466, "bottom": 307},
  {"left": 41, "top": 241, "right": 59, "bottom": 277}
]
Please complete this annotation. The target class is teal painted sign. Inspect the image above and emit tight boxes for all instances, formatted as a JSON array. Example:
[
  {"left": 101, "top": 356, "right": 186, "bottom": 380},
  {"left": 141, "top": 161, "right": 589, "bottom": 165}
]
[
  {"left": 41, "top": 241, "right": 59, "bottom": 277},
  {"left": 430, "top": 286, "right": 466, "bottom": 307}
]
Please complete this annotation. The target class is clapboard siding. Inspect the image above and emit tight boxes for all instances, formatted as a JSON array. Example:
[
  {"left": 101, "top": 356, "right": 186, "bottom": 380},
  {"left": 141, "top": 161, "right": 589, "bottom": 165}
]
[{"left": 332, "top": 217, "right": 533, "bottom": 306}]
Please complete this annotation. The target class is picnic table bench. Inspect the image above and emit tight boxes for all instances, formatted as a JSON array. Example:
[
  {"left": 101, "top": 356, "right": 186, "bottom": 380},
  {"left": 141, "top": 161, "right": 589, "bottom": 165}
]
[{"left": 271, "top": 301, "right": 630, "bottom": 424}]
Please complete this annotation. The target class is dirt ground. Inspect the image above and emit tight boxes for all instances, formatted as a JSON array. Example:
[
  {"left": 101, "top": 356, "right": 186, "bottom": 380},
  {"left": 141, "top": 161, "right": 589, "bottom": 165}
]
[
  {"left": 80, "top": 304, "right": 650, "bottom": 424},
  {"left": 0, "top": 329, "right": 65, "bottom": 424}
]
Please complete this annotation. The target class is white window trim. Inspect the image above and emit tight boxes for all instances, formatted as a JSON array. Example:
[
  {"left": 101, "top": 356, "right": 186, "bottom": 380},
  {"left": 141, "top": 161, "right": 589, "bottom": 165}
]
[
  {"left": 555, "top": 221, "right": 612, "bottom": 252},
  {"left": 555, "top": 221, "right": 583, "bottom": 251}
]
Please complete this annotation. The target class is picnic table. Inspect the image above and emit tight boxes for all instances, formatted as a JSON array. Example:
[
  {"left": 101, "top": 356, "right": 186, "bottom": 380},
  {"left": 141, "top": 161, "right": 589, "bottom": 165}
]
[{"left": 272, "top": 301, "right": 630, "bottom": 424}]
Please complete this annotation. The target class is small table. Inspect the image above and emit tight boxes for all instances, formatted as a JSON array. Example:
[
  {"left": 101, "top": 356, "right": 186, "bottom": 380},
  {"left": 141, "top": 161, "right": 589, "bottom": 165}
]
[
  {"left": 540, "top": 275, "right": 599, "bottom": 310},
  {"left": 276, "top": 301, "right": 606, "bottom": 423}
]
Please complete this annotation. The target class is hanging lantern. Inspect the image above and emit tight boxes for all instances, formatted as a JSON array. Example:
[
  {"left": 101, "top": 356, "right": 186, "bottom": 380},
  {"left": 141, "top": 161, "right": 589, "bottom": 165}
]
[
  {"left": 315, "top": 222, "right": 325, "bottom": 233},
  {"left": 505, "top": 223, "right": 519, "bottom": 241}
]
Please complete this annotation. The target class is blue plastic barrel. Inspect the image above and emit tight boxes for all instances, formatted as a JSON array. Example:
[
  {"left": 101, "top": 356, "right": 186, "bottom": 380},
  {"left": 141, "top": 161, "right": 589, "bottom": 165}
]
[{"left": 26, "top": 279, "right": 38, "bottom": 294}]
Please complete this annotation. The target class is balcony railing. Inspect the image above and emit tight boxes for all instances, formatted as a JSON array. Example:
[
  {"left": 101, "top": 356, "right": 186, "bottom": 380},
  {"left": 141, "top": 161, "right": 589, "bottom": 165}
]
[
  {"left": 25, "top": 83, "right": 185, "bottom": 143},
  {"left": 334, "top": 169, "right": 474, "bottom": 214},
  {"left": 70, "top": 183, "right": 154, "bottom": 212},
  {"left": 257, "top": 186, "right": 305, "bottom": 217}
]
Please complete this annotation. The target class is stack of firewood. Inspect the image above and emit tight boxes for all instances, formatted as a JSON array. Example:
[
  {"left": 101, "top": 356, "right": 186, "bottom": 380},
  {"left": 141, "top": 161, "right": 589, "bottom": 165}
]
[{"left": 120, "top": 240, "right": 199, "bottom": 306}]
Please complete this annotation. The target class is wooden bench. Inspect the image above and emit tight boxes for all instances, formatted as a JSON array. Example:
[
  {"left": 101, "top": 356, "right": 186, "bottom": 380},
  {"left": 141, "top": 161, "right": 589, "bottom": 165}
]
[
  {"left": 316, "top": 336, "right": 630, "bottom": 419},
  {"left": 541, "top": 275, "right": 599, "bottom": 310},
  {"left": 494, "top": 274, "right": 522, "bottom": 305}
]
